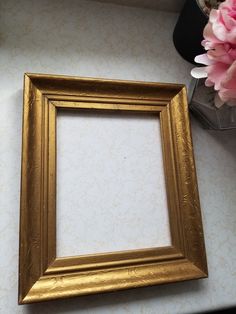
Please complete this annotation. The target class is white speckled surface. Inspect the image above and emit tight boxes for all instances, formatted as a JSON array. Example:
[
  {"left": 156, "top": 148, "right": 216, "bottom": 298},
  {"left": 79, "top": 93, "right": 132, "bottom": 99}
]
[
  {"left": 57, "top": 112, "right": 170, "bottom": 257},
  {"left": 0, "top": 0, "right": 236, "bottom": 313}
]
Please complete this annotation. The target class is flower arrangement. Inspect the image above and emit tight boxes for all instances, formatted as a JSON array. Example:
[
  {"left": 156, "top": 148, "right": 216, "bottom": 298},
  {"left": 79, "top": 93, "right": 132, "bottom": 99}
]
[{"left": 191, "top": 0, "right": 236, "bottom": 107}]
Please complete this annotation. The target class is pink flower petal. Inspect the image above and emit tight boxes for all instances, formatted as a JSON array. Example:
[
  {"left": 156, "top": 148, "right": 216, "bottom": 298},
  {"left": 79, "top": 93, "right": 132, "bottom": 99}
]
[
  {"left": 207, "top": 63, "right": 229, "bottom": 90},
  {"left": 212, "top": 21, "right": 228, "bottom": 41},
  {"left": 191, "top": 67, "right": 208, "bottom": 79},
  {"left": 203, "top": 23, "right": 222, "bottom": 44},
  {"left": 221, "top": 61, "right": 236, "bottom": 88},
  {"left": 222, "top": 10, "right": 236, "bottom": 29},
  {"left": 207, "top": 45, "right": 234, "bottom": 64},
  {"left": 205, "top": 78, "right": 214, "bottom": 87},
  {"left": 226, "top": 29, "right": 236, "bottom": 44},
  {"left": 209, "top": 9, "right": 219, "bottom": 24},
  {"left": 195, "top": 54, "right": 214, "bottom": 65}
]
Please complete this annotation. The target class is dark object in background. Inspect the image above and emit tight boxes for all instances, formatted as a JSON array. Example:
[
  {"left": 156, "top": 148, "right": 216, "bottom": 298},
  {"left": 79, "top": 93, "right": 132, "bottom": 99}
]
[
  {"left": 198, "top": 306, "right": 236, "bottom": 313},
  {"left": 173, "top": 0, "right": 208, "bottom": 64}
]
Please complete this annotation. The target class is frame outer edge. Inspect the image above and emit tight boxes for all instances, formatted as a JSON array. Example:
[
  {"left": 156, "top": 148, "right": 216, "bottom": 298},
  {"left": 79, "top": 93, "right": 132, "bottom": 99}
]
[
  {"left": 170, "top": 87, "right": 208, "bottom": 275},
  {"left": 19, "top": 74, "right": 44, "bottom": 303},
  {"left": 25, "top": 72, "right": 183, "bottom": 101},
  {"left": 21, "top": 259, "right": 206, "bottom": 304}
]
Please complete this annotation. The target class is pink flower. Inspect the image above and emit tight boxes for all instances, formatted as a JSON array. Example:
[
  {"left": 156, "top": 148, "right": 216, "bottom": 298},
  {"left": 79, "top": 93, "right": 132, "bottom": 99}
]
[
  {"left": 219, "top": 60, "right": 236, "bottom": 104},
  {"left": 211, "top": 0, "right": 236, "bottom": 44},
  {"left": 191, "top": 0, "right": 236, "bottom": 107}
]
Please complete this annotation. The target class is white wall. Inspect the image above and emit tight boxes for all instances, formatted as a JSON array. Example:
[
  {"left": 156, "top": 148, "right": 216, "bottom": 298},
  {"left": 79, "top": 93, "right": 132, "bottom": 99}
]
[{"left": 0, "top": 0, "right": 236, "bottom": 313}]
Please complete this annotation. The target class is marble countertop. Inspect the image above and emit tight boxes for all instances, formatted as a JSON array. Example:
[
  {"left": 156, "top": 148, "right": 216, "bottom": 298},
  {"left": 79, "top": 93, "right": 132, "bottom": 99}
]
[{"left": 0, "top": 0, "right": 235, "bottom": 313}]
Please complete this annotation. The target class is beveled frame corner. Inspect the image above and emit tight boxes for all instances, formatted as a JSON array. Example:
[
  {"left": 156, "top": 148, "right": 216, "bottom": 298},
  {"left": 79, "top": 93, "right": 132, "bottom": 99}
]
[{"left": 19, "top": 73, "right": 207, "bottom": 304}]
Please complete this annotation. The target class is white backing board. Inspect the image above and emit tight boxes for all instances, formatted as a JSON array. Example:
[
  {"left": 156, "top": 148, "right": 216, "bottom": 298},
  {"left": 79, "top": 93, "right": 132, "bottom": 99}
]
[{"left": 56, "top": 111, "right": 170, "bottom": 257}]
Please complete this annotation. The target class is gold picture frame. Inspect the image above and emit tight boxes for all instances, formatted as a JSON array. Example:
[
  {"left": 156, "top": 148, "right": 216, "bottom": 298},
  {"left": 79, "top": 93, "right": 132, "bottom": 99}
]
[{"left": 19, "top": 73, "right": 207, "bottom": 304}]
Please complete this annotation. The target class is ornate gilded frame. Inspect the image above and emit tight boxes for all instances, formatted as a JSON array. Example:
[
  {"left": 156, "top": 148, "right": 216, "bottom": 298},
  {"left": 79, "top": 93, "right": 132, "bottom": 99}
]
[{"left": 19, "top": 73, "right": 207, "bottom": 304}]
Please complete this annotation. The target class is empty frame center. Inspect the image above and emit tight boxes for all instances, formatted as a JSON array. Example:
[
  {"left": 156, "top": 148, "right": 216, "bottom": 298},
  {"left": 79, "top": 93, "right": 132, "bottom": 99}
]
[{"left": 56, "top": 110, "right": 170, "bottom": 257}]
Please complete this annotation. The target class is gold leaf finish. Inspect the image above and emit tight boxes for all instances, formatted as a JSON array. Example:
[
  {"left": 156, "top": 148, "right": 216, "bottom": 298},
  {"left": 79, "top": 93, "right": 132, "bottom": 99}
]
[{"left": 19, "top": 73, "right": 207, "bottom": 304}]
